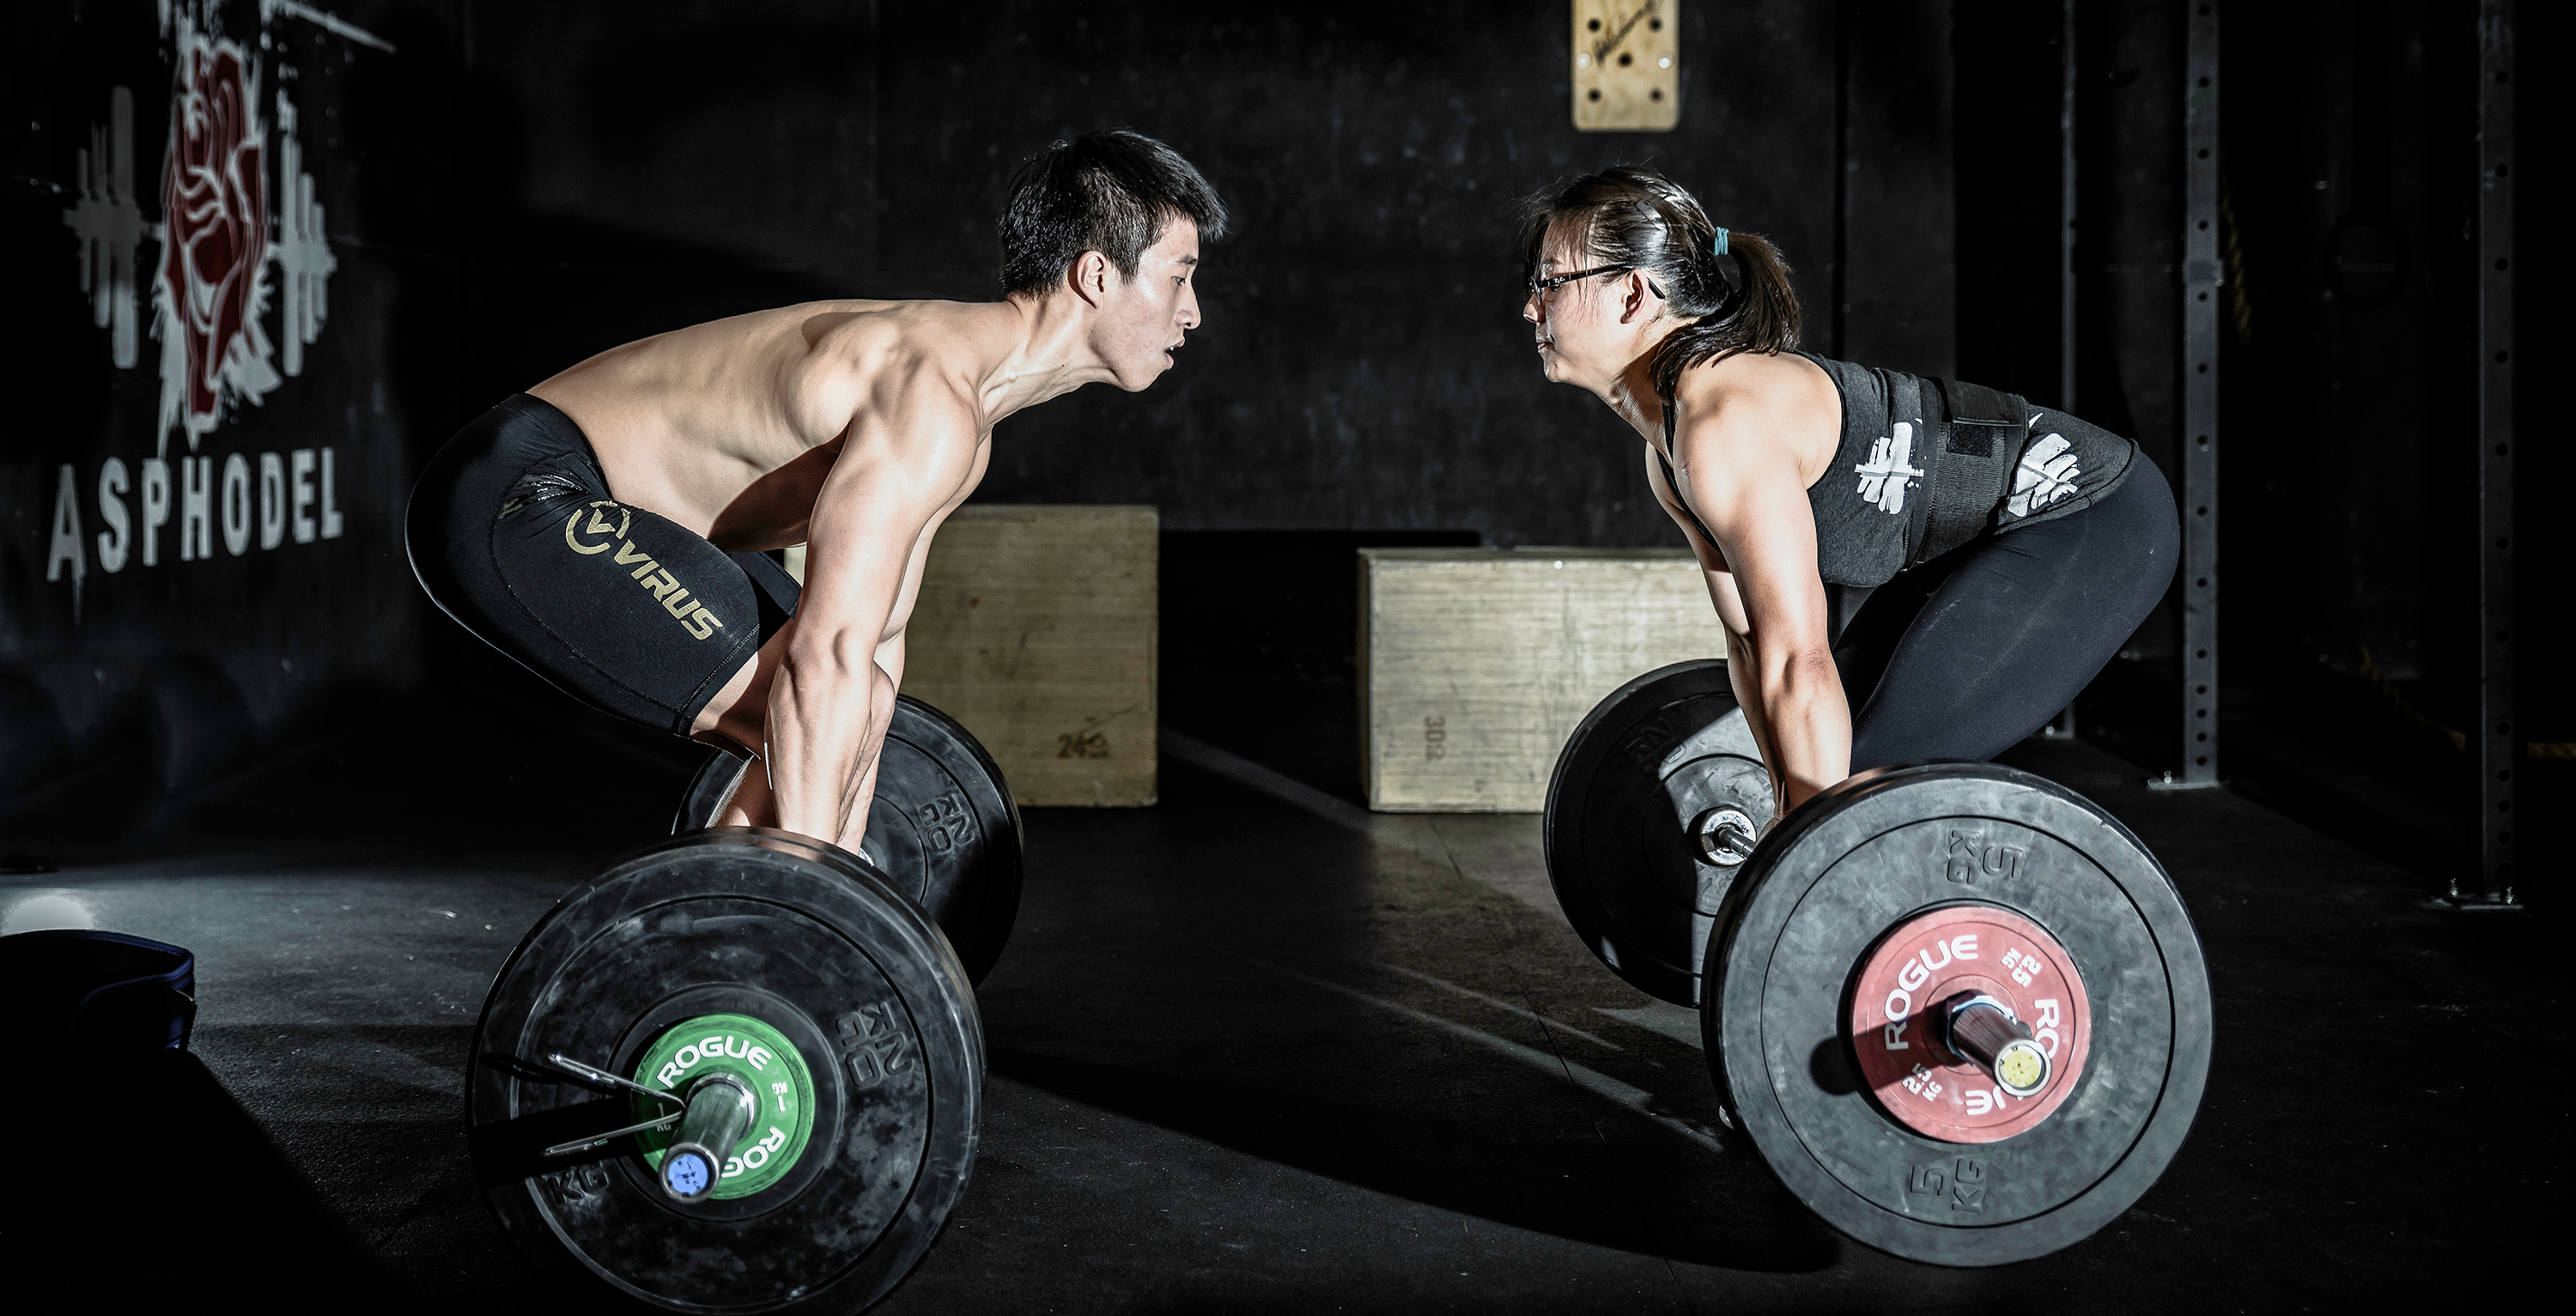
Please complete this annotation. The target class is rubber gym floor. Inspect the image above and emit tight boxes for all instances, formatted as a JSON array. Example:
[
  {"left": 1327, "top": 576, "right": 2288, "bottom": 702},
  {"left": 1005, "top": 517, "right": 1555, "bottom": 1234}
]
[{"left": 2, "top": 681, "right": 2557, "bottom": 1313}]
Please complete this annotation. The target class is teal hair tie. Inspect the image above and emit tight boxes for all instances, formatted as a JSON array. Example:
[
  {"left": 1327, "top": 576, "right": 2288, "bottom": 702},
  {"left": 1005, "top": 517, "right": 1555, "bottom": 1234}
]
[{"left": 1712, "top": 226, "right": 1730, "bottom": 256}]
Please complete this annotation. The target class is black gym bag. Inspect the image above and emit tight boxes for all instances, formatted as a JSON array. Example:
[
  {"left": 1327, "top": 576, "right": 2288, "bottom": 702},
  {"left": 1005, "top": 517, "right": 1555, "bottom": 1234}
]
[{"left": 0, "top": 929, "right": 198, "bottom": 1050}]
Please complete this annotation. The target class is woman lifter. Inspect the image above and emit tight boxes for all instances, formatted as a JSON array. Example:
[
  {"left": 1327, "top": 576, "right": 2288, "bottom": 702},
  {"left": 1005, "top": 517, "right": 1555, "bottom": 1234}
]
[{"left": 1522, "top": 167, "right": 2178, "bottom": 819}]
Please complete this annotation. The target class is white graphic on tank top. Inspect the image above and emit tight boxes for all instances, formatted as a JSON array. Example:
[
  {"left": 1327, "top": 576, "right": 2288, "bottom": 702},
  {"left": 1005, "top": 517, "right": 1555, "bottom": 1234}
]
[
  {"left": 1855, "top": 421, "right": 1926, "bottom": 515},
  {"left": 2006, "top": 432, "right": 2082, "bottom": 518}
]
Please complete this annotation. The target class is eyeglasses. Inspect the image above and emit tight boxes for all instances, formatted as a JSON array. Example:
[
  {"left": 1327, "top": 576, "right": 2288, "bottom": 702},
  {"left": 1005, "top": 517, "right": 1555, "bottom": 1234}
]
[
  {"left": 1527, "top": 264, "right": 1632, "bottom": 297},
  {"left": 1525, "top": 264, "right": 1665, "bottom": 300}
]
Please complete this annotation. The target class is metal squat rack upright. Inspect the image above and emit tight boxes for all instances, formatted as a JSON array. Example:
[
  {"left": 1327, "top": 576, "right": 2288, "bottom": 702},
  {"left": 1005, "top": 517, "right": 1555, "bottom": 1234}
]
[
  {"left": 2460, "top": 0, "right": 2518, "bottom": 909},
  {"left": 2149, "top": 0, "right": 2224, "bottom": 795}
]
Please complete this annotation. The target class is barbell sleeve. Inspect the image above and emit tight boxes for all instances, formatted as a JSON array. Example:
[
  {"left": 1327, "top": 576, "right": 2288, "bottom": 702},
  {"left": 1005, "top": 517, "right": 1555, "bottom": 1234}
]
[
  {"left": 1942, "top": 995, "right": 2052, "bottom": 1098},
  {"left": 658, "top": 1073, "right": 758, "bottom": 1203}
]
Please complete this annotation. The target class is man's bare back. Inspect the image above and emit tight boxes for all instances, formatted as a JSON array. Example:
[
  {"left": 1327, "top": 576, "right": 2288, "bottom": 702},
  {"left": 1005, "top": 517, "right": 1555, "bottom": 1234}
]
[{"left": 528, "top": 300, "right": 1027, "bottom": 552}]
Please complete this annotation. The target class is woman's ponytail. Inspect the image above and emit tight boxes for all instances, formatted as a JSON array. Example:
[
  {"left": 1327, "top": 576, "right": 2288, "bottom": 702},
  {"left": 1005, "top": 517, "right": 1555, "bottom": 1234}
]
[{"left": 1648, "top": 229, "right": 1801, "bottom": 403}]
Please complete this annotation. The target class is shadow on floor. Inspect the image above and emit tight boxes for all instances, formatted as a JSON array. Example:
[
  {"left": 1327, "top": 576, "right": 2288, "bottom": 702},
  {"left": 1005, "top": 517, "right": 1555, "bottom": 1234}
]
[
  {"left": 2, "top": 1049, "right": 389, "bottom": 1313},
  {"left": 989, "top": 1043, "right": 1839, "bottom": 1273},
  {"left": 975, "top": 756, "right": 1844, "bottom": 1277}
]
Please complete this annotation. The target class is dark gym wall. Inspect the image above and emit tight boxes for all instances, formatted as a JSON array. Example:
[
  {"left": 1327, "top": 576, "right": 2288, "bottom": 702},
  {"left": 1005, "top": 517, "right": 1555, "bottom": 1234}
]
[
  {"left": 5, "top": 0, "right": 466, "bottom": 846},
  {"left": 1845, "top": 0, "right": 1958, "bottom": 381},
  {"left": 459, "top": 2, "right": 1958, "bottom": 546},
  {"left": 2201, "top": 0, "right": 2565, "bottom": 870},
  {"left": 2222, "top": 0, "right": 2464, "bottom": 692}
]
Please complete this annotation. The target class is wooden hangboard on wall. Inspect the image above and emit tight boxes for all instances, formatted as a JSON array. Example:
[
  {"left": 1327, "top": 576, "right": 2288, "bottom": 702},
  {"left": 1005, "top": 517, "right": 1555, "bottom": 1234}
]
[{"left": 1572, "top": 0, "right": 1680, "bottom": 132}]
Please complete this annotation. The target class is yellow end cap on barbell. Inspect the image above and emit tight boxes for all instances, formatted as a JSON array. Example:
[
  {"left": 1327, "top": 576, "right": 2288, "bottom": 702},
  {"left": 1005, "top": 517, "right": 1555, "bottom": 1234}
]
[{"left": 1996, "top": 1039, "right": 2050, "bottom": 1095}]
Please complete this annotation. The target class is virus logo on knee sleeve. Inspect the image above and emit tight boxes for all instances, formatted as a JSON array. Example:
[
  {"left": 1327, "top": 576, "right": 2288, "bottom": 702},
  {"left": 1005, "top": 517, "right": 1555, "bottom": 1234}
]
[{"left": 2007, "top": 434, "right": 2081, "bottom": 518}]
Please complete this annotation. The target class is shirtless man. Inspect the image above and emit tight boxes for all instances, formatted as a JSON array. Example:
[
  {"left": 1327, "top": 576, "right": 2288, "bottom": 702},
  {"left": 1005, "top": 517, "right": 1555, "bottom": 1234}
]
[{"left": 406, "top": 130, "right": 1226, "bottom": 852}]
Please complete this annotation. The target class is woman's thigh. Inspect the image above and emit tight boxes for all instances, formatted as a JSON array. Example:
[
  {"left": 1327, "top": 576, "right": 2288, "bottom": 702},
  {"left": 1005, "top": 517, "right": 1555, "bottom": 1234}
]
[{"left": 1840, "top": 457, "right": 2178, "bottom": 769}]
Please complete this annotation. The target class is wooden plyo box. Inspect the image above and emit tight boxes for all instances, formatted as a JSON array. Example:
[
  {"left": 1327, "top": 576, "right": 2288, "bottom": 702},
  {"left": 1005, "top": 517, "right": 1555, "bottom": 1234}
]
[
  {"left": 1359, "top": 547, "right": 1726, "bottom": 812},
  {"left": 795, "top": 506, "right": 1157, "bottom": 807}
]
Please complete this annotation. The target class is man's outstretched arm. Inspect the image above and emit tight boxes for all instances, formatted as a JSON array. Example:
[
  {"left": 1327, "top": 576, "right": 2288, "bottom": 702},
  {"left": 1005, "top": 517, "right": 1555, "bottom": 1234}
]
[{"left": 766, "top": 379, "right": 977, "bottom": 852}]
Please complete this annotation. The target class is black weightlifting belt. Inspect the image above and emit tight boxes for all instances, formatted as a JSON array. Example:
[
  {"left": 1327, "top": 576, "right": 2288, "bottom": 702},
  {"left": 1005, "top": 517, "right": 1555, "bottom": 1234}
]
[{"left": 1895, "top": 376, "right": 2033, "bottom": 567}]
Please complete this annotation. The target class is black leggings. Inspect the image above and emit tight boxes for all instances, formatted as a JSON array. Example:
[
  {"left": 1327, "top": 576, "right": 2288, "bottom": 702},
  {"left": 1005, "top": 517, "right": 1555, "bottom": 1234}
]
[
  {"left": 1834, "top": 446, "right": 2178, "bottom": 769},
  {"left": 405, "top": 395, "right": 799, "bottom": 737}
]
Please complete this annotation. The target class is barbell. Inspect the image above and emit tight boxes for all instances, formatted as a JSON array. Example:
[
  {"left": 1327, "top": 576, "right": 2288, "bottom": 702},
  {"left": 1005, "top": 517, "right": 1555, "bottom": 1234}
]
[
  {"left": 467, "top": 696, "right": 1018, "bottom": 1312},
  {"left": 1546, "top": 659, "right": 2213, "bottom": 1265}
]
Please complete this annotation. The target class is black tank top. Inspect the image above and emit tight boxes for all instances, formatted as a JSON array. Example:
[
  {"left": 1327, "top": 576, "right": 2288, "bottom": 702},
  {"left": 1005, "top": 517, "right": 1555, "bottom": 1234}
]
[{"left": 1656, "top": 351, "right": 2136, "bottom": 587}]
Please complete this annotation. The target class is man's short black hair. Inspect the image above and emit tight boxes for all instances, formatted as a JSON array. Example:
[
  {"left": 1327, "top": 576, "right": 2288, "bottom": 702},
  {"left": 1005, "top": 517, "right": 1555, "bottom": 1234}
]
[{"left": 999, "top": 130, "right": 1229, "bottom": 297}]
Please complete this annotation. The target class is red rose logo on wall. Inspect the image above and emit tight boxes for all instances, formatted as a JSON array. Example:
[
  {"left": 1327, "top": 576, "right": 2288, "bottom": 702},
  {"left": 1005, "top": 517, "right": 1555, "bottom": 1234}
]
[
  {"left": 61, "top": 3, "right": 379, "bottom": 458},
  {"left": 162, "top": 39, "right": 269, "bottom": 434},
  {"left": 143, "top": 15, "right": 286, "bottom": 452}
]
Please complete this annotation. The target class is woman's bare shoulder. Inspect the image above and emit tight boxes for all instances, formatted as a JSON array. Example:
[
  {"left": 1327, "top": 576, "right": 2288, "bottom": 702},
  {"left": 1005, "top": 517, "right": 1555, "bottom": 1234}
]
[
  {"left": 1674, "top": 350, "right": 1842, "bottom": 479},
  {"left": 1691, "top": 348, "right": 1834, "bottom": 407}
]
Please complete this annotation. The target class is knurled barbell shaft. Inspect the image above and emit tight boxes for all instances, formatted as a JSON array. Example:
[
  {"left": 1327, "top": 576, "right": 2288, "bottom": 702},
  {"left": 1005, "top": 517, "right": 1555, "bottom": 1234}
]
[
  {"left": 543, "top": 1111, "right": 682, "bottom": 1159},
  {"left": 538, "top": 1051, "right": 689, "bottom": 1157},
  {"left": 547, "top": 1051, "right": 685, "bottom": 1109}
]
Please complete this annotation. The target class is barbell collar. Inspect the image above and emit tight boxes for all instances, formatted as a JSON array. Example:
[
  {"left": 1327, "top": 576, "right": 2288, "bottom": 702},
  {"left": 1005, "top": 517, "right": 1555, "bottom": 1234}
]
[{"left": 1692, "top": 806, "right": 1760, "bottom": 868}]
